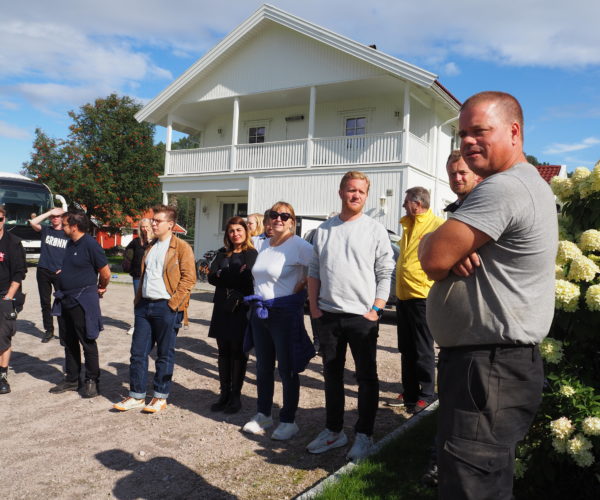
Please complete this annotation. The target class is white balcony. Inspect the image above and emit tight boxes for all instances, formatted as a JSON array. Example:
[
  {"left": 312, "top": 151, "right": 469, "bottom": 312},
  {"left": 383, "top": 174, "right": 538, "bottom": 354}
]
[{"left": 166, "top": 131, "right": 430, "bottom": 175}]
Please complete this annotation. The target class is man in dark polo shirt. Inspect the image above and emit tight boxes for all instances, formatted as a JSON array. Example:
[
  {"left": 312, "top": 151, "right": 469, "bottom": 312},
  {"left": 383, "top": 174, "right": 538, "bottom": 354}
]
[
  {"left": 29, "top": 207, "right": 69, "bottom": 343},
  {"left": 48, "top": 210, "right": 111, "bottom": 398},
  {"left": 0, "top": 205, "right": 27, "bottom": 394}
]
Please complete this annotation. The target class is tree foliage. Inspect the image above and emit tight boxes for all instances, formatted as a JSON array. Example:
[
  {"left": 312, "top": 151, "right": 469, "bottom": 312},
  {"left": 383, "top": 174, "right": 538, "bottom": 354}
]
[{"left": 22, "top": 94, "right": 164, "bottom": 226}]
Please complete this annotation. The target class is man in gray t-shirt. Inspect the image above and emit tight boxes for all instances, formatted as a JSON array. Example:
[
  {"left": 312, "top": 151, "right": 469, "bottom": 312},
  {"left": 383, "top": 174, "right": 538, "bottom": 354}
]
[{"left": 419, "top": 92, "right": 558, "bottom": 499}]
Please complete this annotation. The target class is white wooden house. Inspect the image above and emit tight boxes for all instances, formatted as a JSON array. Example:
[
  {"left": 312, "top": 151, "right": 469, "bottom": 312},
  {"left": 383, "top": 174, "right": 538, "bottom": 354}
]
[{"left": 136, "top": 4, "right": 461, "bottom": 256}]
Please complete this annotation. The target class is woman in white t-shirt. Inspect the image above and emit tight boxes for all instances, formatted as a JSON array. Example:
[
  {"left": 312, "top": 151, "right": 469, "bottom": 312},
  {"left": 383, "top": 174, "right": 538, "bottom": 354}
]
[{"left": 242, "top": 202, "right": 314, "bottom": 441}]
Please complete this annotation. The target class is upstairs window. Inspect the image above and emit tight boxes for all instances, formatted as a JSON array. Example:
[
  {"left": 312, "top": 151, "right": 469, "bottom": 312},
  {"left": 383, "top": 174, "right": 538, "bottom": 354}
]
[
  {"left": 345, "top": 117, "right": 366, "bottom": 136},
  {"left": 248, "top": 126, "right": 266, "bottom": 144}
]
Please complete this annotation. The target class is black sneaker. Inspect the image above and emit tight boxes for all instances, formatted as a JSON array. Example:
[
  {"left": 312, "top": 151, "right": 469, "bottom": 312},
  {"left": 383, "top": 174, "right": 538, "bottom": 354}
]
[
  {"left": 49, "top": 380, "right": 79, "bottom": 394},
  {"left": 0, "top": 372, "right": 10, "bottom": 394},
  {"left": 41, "top": 331, "right": 54, "bottom": 343},
  {"left": 81, "top": 380, "right": 99, "bottom": 398}
]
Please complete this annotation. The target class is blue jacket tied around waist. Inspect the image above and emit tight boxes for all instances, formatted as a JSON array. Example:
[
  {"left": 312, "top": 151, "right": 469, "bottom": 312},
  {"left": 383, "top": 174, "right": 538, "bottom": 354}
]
[
  {"left": 52, "top": 285, "right": 104, "bottom": 340},
  {"left": 243, "top": 290, "right": 315, "bottom": 375}
]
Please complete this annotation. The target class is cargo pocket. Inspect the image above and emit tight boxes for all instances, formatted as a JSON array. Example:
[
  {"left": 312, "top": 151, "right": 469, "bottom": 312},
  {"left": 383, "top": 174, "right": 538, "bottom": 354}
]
[
  {"left": 444, "top": 435, "right": 510, "bottom": 474},
  {"left": 493, "top": 378, "right": 542, "bottom": 442}
]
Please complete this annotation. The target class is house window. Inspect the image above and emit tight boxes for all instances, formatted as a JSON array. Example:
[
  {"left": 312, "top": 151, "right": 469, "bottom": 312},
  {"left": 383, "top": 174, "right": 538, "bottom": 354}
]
[
  {"left": 220, "top": 202, "right": 248, "bottom": 231},
  {"left": 345, "top": 117, "right": 367, "bottom": 136},
  {"left": 249, "top": 126, "right": 266, "bottom": 144}
]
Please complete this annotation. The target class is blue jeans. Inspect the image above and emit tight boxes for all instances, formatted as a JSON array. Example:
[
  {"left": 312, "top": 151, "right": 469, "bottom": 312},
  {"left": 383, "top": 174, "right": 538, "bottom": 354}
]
[
  {"left": 129, "top": 299, "right": 182, "bottom": 399},
  {"left": 132, "top": 278, "right": 140, "bottom": 294},
  {"left": 251, "top": 308, "right": 300, "bottom": 423}
]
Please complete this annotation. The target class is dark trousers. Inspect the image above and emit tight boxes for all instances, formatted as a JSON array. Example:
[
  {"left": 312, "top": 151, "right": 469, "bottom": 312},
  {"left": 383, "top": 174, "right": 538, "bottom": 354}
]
[
  {"left": 396, "top": 298, "right": 435, "bottom": 403},
  {"left": 130, "top": 299, "right": 182, "bottom": 399},
  {"left": 37, "top": 266, "right": 64, "bottom": 336},
  {"left": 251, "top": 308, "right": 300, "bottom": 423},
  {"left": 61, "top": 304, "right": 100, "bottom": 383},
  {"left": 437, "top": 345, "right": 543, "bottom": 500},
  {"left": 317, "top": 312, "right": 379, "bottom": 436}
]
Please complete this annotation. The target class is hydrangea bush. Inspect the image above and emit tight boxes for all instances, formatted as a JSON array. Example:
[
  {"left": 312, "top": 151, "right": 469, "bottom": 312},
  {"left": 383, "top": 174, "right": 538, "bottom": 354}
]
[{"left": 515, "top": 162, "right": 600, "bottom": 499}]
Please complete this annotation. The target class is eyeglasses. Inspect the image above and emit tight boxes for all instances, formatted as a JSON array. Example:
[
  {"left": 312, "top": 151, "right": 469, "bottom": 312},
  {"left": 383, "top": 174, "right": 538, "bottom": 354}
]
[
  {"left": 151, "top": 218, "right": 168, "bottom": 225},
  {"left": 269, "top": 211, "right": 292, "bottom": 222},
  {"left": 0, "top": 217, "right": 4, "bottom": 222}
]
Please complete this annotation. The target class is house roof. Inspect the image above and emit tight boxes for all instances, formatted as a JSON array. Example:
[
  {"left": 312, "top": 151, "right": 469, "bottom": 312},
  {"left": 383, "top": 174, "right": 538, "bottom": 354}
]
[
  {"left": 535, "top": 165, "right": 562, "bottom": 183},
  {"left": 136, "top": 4, "right": 459, "bottom": 126}
]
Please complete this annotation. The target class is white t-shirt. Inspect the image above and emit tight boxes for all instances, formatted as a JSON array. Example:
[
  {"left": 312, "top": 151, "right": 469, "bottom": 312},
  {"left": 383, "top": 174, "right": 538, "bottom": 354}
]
[
  {"left": 142, "top": 237, "right": 171, "bottom": 300},
  {"left": 252, "top": 235, "right": 313, "bottom": 300},
  {"left": 251, "top": 235, "right": 269, "bottom": 252}
]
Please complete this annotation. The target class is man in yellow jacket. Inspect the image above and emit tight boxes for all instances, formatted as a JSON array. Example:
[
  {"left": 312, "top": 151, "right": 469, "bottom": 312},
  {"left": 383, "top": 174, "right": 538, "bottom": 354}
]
[{"left": 393, "top": 186, "right": 444, "bottom": 413}]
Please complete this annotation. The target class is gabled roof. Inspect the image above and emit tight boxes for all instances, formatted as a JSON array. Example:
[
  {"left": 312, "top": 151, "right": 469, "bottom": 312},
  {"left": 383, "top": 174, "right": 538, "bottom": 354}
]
[
  {"left": 536, "top": 165, "right": 562, "bottom": 183},
  {"left": 136, "top": 4, "right": 458, "bottom": 125}
]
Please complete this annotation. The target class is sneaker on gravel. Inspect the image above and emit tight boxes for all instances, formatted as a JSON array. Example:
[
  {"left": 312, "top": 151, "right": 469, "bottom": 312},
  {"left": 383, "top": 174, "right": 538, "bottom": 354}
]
[
  {"left": 127, "top": 327, "right": 134, "bottom": 335},
  {"left": 346, "top": 432, "right": 374, "bottom": 461},
  {"left": 386, "top": 393, "right": 406, "bottom": 407},
  {"left": 409, "top": 399, "right": 429, "bottom": 414},
  {"left": 81, "top": 380, "right": 99, "bottom": 398},
  {"left": 114, "top": 397, "right": 146, "bottom": 411},
  {"left": 49, "top": 380, "right": 79, "bottom": 394},
  {"left": 306, "top": 428, "right": 348, "bottom": 454},
  {"left": 242, "top": 412, "right": 273, "bottom": 434},
  {"left": 41, "top": 331, "right": 54, "bottom": 343},
  {"left": 271, "top": 422, "right": 299, "bottom": 441},
  {"left": 0, "top": 372, "right": 10, "bottom": 394},
  {"left": 142, "top": 397, "right": 167, "bottom": 413}
]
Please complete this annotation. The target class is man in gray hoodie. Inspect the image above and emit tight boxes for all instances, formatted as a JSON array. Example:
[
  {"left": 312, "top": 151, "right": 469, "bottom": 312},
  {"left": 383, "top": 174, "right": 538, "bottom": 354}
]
[{"left": 307, "top": 170, "right": 395, "bottom": 461}]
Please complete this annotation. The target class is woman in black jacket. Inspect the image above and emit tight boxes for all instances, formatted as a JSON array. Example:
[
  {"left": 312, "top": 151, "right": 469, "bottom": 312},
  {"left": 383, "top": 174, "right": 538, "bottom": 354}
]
[{"left": 208, "top": 216, "right": 257, "bottom": 413}]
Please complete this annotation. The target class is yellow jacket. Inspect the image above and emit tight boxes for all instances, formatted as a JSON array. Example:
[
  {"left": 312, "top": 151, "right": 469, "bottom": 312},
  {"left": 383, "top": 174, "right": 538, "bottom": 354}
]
[{"left": 396, "top": 209, "right": 444, "bottom": 300}]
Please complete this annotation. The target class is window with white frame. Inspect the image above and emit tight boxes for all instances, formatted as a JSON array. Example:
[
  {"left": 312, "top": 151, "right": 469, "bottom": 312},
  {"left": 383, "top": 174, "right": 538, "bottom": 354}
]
[
  {"left": 248, "top": 126, "right": 266, "bottom": 144},
  {"left": 345, "top": 117, "right": 367, "bottom": 136}
]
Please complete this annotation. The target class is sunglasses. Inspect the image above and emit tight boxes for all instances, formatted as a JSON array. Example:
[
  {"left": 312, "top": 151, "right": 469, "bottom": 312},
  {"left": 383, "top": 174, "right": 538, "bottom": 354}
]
[
  {"left": 269, "top": 211, "right": 292, "bottom": 222},
  {"left": 0, "top": 217, "right": 4, "bottom": 222}
]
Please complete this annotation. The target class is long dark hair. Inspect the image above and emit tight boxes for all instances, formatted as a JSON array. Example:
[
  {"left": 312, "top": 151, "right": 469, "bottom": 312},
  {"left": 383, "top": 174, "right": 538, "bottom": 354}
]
[{"left": 223, "top": 216, "right": 254, "bottom": 256}]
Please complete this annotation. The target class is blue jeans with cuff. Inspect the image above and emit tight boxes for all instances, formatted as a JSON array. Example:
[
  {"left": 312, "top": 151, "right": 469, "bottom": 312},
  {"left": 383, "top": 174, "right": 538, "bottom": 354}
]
[{"left": 129, "top": 298, "right": 182, "bottom": 399}]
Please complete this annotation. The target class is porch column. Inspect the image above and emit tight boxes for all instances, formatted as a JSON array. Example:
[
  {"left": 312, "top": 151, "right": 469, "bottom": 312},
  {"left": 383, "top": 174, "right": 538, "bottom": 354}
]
[
  {"left": 402, "top": 82, "right": 410, "bottom": 164},
  {"left": 162, "top": 192, "right": 169, "bottom": 205},
  {"left": 431, "top": 103, "right": 441, "bottom": 214},
  {"left": 306, "top": 86, "right": 316, "bottom": 168},
  {"left": 230, "top": 97, "right": 240, "bottom": 172},
  {"left": 165, "top": 115, "right": 173, "bottom": 175},
  {"left": 194, "top": 197, "right": 202, "bottom": 259}
]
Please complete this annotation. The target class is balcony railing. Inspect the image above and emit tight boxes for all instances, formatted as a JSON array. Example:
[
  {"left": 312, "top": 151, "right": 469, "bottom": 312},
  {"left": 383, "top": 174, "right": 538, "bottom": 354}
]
[{"left": 167, "top": 131, "right": 430, "bottom": 175}]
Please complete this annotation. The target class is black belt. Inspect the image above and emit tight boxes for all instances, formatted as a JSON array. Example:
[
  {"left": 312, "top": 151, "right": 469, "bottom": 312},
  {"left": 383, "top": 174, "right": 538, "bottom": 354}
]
[
  {"left": 440, "top": 343, "right": 536, "bottom": 352},
  {"left": 142, "top": 297, "right": 168, "bottom": 303}
]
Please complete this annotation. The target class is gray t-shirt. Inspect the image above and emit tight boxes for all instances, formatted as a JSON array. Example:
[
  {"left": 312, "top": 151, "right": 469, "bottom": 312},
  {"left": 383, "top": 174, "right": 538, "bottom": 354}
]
[
  {"left": 142, "top": 237, "right": 171, "bottom": 300},
  {"left": 427, "top": 163, "right": 558, "bottom": 347},
  {"left": 308, "top": 214, "right": 395, "bottom": 315}
]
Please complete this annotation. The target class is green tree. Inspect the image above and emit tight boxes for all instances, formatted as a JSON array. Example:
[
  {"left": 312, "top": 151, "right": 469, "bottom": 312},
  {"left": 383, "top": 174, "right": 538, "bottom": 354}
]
[{"left": 22, "top": 94, "right": 164, "bottom": 226}]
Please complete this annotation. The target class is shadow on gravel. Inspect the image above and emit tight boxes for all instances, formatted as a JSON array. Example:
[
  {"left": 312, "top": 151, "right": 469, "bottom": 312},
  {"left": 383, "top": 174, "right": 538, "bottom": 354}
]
[
  {"left": 190, "top": 292, "right": 214, "bottom": 303},
  {"left": 96, "top": 449, "right": 235, "bottom": 500},
  {"left": 102, "top": 316, "right": 131, "bottom": 331},
  {"left": 16, "top": 319, "right": 45, "bottom": 340}
]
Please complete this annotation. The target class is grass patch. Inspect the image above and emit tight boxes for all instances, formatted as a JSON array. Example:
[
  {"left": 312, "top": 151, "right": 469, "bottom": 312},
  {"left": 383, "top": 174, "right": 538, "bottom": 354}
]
[{"left": 313, "top": 412, "right": 437, "bottom": 500}]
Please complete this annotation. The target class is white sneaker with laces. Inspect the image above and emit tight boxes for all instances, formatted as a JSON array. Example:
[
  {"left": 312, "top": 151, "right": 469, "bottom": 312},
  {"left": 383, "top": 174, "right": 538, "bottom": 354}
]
[
  {"left": 346, "top": 432, "right": 374, "bottom": 461},
  {"left": 242, "top": 412, "right": 273, "bottom": 434},
  {"left": 271, "top": 422, "right": 299, "bottom": 441},
  {"left": 142, "top": 397, "right": 167, "bottom": 413},
  {"left": 113, "top": 397, "right": 145, "bottom": 412},
  {"left": 306, "top": 428, "right": 348, "bottom": 454}
]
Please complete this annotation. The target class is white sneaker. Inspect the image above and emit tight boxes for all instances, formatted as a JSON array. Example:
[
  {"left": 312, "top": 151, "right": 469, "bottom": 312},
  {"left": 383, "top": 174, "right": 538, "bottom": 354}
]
[
  {"left": 346, "top": 432, "right": 374, "bottom": 461},
  {"left": 306, "top": 428, "right": 348, "bottom": 454},
  {"left": 271, "top": 422, "right": 299, "bottom": 441},
  {"left": 127, "top": 327, "right": 134, "bottom": 335},
  {"left": 113, "top": 397, "right": 145, "bottom": 412},
  {"left": 242, "top": 412, "right": 273, "bottom": 435}
]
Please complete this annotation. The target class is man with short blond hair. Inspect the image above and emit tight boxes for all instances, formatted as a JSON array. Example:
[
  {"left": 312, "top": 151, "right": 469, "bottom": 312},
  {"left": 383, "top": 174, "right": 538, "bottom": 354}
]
[{"left": 420, "top": 91, "right": 557, "bottom": 498}]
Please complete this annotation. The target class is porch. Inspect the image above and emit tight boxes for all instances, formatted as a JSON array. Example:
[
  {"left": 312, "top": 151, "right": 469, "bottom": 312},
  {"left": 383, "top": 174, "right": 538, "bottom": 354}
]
[{"left": 166, "top": 131, "right": 430, "bottom": 175}]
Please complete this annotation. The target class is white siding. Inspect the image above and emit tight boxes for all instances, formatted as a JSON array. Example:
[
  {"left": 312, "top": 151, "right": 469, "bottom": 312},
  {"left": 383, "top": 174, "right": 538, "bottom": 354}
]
[{"left": 180, "top": 24, "right": 386, "bottom": 103}]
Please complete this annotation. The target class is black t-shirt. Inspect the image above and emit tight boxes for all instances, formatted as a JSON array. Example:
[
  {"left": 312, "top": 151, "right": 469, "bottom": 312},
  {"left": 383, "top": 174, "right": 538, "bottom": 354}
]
[
  {"left": 125, "top": 237, "right": 150, "bottom": 278},
  {"left": 59, "top": 234, "right": 108, "bottom": 290},
  {"left": 38, "top": 225, "right": 69, "bottom": 272},
  {"left": 0, "top": 231, "right": 27, "bottom": 293}
]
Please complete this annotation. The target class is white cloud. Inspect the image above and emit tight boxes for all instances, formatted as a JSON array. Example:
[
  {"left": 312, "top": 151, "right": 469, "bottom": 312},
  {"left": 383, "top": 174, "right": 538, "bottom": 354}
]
[
  {"left": 442, "top": 62, "right": 461, "bottom": 77},
  {"left": 544, "top": 137, "right": 600, "bottom": 155},
  {"left": 0, "top": 120, "right": 29, "bottom": 140}
]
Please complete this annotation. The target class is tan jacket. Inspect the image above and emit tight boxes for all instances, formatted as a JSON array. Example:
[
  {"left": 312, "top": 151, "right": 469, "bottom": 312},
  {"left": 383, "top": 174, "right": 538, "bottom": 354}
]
[{"left": 135, "top": 235, "right": 196, "bottom": 324}]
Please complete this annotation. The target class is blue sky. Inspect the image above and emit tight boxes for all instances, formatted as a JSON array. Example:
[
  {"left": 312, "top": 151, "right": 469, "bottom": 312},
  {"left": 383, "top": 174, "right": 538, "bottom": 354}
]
[{"left": 1, "top": 0, "right": 599, "bottom": 174}]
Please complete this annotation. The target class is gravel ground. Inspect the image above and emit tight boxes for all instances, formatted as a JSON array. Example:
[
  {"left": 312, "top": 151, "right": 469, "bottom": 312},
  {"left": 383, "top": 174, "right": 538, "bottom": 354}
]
[{"left": 1, "top": 268, "right": 413, "bottom": 500}]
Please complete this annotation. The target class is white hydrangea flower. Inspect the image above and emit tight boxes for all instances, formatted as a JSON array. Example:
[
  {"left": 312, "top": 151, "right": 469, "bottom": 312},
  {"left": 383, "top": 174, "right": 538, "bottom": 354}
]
[
  {"left": 586, "top": 284, "right": 600, "bottom": 312},
  {"left": 573, "top": 450, "right": 595, "bottom": 468},
  {"left": 571, "top": 167, "right": 591, "bottom": 183},
  {"left": 582, "top": 416, "right": 600, "bottom": 436},
  {"left": 555, "top": 279, "right": 580, "bottom": 312},
  {"left": 556, "top": 240, "right": 582, "bottom": 265},
  {"left": 552, "top": 437, "right": 569, "bottom": 453},
  {"left": 550, "top": 417, "right": 574, "bottom": 439},
  {"left": 578, "top": 229, "right": 600, "bottom": 252},
  {"left": 567, "top": 255, "right": 600, "bottom": 282},
  {"left": 559, "top": 385, "right": 576, "bottom": 397},
  {"left": 550, "top": 177, "right": 575, "bottom": 202},
  {"left": 589, "top": 162, "right": 600, "bottom": 192},
  {"left": 567, "top": 433, "right": 593, "bottom": 455},
  {"left": 555, "top": 265, "right": 566, "bottom": 279},
  {"left": 540, "top": 338, "right": 564, "bottom": 364}
]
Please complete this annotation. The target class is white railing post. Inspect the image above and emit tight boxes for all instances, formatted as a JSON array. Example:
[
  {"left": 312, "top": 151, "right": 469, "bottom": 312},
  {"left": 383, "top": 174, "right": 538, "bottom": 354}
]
[
  {"left": 402, "top": 82, "right": 410, "bottom": 164},
  {"left": 165, "top": 115, "right": 173, "bottom": 175},
  {"left": 307, "top": 86, "right": 316, "bottom": 168},
  {"left": 230, "top": 97, "right": 239, "bottom": 172}
]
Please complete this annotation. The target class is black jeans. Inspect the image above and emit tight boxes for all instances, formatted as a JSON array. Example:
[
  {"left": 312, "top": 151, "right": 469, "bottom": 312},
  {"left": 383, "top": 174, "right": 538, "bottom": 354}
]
[
  {"left": 396, "top": 298, "right": 435, "bottom": 404},
  {"left": 316, "top": 312, "right": 379, "bottom": 436},
  {"left": 437, "top": 345, "right": 543, "bottom": 500},
  {"left": 37, "top": 266, "right": 64, "bottom": 336},
  {"left": 61, "top": 305, "right": 100, "bottom": 383}
]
